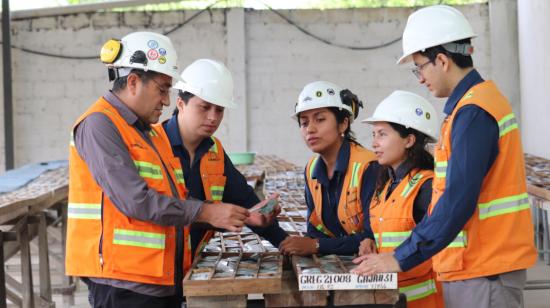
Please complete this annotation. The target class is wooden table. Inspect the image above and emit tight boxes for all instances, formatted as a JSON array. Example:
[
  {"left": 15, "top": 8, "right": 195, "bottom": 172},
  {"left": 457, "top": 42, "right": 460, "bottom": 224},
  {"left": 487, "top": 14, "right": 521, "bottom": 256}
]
[
  {"left": 184, "top": 156, "right": 402, "bottom": 307},
  {"left": 0, "top": 166, "right": 71, "bottom": 308}
]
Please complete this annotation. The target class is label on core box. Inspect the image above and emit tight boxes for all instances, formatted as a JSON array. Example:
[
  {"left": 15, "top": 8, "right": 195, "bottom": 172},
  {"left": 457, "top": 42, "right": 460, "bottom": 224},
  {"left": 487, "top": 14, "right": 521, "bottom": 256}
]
[{"left": 298, "top": 273, "right": 397, "bottom": 291}]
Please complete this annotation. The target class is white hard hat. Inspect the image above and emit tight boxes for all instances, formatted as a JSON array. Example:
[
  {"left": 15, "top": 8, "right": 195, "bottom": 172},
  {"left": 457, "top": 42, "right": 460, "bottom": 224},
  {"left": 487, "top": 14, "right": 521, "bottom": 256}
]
[
  {"left": 294, "top": 81, "right": 361, "bottom": 123},
  {"left": 100, "top": 32, "right": 180, "bottom": 80},
  {"left": 363, "top": 91, "right": 439, "bottom": 142},
  {"left": 173, "top": 59, "right": 236, "bottom": 109},
  {"left": 397, "top": 5, "right": 476, "bottom": 64}
]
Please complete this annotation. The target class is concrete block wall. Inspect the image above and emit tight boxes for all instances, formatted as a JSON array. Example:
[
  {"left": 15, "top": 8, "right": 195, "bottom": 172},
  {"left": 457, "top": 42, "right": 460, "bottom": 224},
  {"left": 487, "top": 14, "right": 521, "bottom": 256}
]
[
  {"left": 0, "top": 3, "right": 498, "bottom": 172},
  {"left": 518, "top": 0, "right": 550, "bottom": 159},
  {"left": 246, "top": 5, "right": 492, "bottom": 165}
]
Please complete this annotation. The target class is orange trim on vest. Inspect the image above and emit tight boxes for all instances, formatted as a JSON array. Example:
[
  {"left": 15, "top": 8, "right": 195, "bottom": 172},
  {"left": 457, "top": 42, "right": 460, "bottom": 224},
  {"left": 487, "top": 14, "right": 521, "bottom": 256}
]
[
  {"left": 306, "top": 143, "right": 376, "bottom": 237},
  {"left": 370, "top": 169, "right": 443, "bottom": 307},
  {"left": 66, "top": 97, "right": 189, "bottom": 285},
  {"left": 429, "top": 81, "right": 537, "bottom": 281}
]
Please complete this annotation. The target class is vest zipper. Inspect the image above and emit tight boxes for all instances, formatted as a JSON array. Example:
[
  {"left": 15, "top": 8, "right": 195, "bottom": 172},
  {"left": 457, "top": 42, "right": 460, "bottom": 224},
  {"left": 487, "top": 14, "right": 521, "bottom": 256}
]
[
  {"left": 142, "top": 129, "right": 182, "bottom": 289},
  {"left": 99, "top": 193, "right": 105, "bottom": 269}
]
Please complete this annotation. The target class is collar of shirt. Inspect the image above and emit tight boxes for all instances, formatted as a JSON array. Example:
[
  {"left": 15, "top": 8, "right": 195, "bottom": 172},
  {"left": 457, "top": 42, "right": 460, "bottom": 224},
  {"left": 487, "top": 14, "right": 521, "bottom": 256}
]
[
  {"left": 388, "top": 160, "right": 414, "bottom": 184},
  {"left": 311, "top": 140, "right": 350, "bottom": 186},
  {"left": 103, "top": 91, "right": 150, "bottom": 132},
  {"left": 443, "top": 69, "right": 485, "bottom": 115},
  {"left": 163, "top": 114, "right": 214, "bottom": 166}
]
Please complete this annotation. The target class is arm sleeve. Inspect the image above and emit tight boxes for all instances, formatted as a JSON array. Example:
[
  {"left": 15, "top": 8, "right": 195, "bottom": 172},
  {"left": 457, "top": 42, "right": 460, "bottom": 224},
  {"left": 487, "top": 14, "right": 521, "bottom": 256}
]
[
  {"left": 74, "top": 112, "right": 203, "bottom": 227},
  {"left": 393, "top": 105, "right": 499, "bottom": 271}
]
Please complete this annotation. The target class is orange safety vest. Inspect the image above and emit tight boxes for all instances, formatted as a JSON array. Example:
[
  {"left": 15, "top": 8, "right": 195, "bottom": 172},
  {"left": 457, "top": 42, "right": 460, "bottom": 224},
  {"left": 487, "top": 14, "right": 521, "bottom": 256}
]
[
  {"left": 66, "top": 97, "right": 192, "bottom": 286},
  {"left": 195, "top": 136, "right": 227, "bottom": 255},
  {"left": 370, "top": 169, "right": 443, "bottom": 307},
  {"left": 305, "top": 143, "right": 376, "bottom": 236},
  {"left": 430, "top": 80, "right": 537, "bottom": 281}
]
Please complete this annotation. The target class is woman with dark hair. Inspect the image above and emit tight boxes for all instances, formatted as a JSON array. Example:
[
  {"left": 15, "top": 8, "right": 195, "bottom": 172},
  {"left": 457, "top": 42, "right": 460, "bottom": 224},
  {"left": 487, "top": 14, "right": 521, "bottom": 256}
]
[
  {"left": 355, "top": 91, "right": 443, "bottom": 307},
  {"left": 279, "top": 81, "right": 379, "bottom": 256}
]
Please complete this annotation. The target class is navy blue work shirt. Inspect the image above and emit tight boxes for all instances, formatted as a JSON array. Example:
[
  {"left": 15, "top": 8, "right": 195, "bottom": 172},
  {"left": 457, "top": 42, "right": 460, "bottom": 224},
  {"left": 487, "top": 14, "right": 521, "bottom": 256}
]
[
  {"left": 394, "top": 69, "right": 500, "bottom": 271},
  {"left": 162, "top": 115, "right": 288, "bottom": 256},
  {"left": 305, "top": 140, "right": 379, "bottom": 255}
]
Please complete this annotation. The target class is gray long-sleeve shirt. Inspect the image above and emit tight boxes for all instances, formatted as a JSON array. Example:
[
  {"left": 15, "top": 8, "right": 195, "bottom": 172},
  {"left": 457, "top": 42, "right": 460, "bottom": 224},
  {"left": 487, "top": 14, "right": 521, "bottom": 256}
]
[{"left": 74, "top": 91, "right": 203, "bottom": 296}]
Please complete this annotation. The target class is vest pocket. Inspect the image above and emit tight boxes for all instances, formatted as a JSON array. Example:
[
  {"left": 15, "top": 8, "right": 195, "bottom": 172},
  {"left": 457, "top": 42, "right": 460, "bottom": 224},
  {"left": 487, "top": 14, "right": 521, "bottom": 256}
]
[
  {"left": 111, "top": 226, "right": 167, "bottom": 277},
  {"left": 433, "top": 248, "right": 465, "bottom": 273},
  {"left": 344, "top": 187, "right": 362, "bottom": 229},
  {"left": 432, "top": 231, "right": 467, "bottom": 273}
]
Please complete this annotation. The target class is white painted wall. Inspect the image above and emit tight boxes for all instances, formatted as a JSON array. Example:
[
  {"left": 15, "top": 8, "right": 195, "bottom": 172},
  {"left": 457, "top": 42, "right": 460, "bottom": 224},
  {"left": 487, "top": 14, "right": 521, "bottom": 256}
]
[
  {"left": 518, "top": 0, "right": 550, "bottom": 159},
  {"left": 0, "top": 3, "right": 499, "bottom": 172}
]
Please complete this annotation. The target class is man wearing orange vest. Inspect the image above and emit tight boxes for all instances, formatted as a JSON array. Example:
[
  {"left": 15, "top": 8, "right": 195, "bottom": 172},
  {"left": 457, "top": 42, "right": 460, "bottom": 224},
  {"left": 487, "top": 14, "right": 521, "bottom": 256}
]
[
  {"left": 66, "top": 32, "right": 250, "bottom": 308},
  {"left": 158, "top": 59, "right": 288, "bottom": 259},
  {"left": 352, "top": 5, "right": 537, "bottom": 308}
]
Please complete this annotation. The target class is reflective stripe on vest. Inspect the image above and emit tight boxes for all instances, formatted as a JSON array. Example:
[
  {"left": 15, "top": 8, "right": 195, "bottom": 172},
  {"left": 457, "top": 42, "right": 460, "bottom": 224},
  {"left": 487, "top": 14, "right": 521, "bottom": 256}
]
[
  {"left": 378, "top": 231, "right": 412, "bottom": 248},
  {"left": 498, "top": 113, "right": 518, "bottom": 138},
  {"left": 399, "top": 278, "right": 437, "bottom": 302},
  {"left": 113, "top": 229, "right": 166, "bottom": 249},
  {"left": 148, "top": 129, "right": 158, "bottom": 137},
  {"left": 435, "top": 161, "right": 447, "bottom": 178},
  {"left": 315, "top": 224, "right": 331, "bottom": 236},
  {"left": 174, "top": 168, "right": 185, "bottom": 185},
  {"left": 400, "top": 173, "right": 425, "bottom": 198},
  {"left": 478, "top": 193, "right": 530, "bottom": 220},
  {"left": 447, "top": 231, "right": 467, "bottom": 248},
  {"left": 210, "top": 186, "right": 224, "bottom": 201},
  {"left": 349, "top": 162, "right": 362, "bottom": 188},
  {"left": 70, "top": 131, "right": 75, "bottom": 147},
  {"left": 309, "top": 156, "right": 319, "bottom": 179},
  {"left": 134, "top": 161, "right": 163, "bottom": 180},
  {"left": 209, "top": 137, "right": 218, "bottom": 154},
  {"left": 68, "top": 202, "right": 101, "bottom": 220}
]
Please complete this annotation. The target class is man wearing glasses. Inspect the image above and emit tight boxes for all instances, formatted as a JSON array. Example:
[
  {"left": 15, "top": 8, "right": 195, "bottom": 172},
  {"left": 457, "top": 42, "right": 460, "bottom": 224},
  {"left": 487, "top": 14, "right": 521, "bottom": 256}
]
[
  {"left": 352, "top": 5, "right": 536, "bottom": 308},
  {"left": 66, "top": 32, "right": 250, "bottom": 308}
]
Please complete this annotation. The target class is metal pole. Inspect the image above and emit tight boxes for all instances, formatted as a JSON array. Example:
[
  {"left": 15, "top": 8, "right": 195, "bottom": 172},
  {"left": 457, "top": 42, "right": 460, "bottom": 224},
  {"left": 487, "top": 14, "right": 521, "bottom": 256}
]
[{"left": 2, "top": 0, "right": 14, "bottom": 170}]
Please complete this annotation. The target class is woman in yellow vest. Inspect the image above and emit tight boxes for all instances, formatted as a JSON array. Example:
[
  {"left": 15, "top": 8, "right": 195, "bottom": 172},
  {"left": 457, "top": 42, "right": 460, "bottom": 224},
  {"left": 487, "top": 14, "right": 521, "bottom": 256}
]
[
  {"left": 279, "top": 81, "right": 378, "bottom": 256},
  {"left": 359, "top": 91, "right": 443, "bottom": 307}
]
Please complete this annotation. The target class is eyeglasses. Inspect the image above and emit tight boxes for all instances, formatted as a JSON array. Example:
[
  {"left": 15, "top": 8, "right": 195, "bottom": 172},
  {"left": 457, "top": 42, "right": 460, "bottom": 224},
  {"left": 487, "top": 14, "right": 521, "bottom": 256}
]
[
  {"left": 149, "top": 78, "right": 171, "bottom": 97},
  {"left": 411, "top": 59, "right": 433, "bottom": 79}
]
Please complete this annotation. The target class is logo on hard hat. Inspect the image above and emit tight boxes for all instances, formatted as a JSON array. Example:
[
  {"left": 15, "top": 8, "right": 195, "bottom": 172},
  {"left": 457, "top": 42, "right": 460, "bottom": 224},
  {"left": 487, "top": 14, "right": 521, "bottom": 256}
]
[
  {"left": 426, "top": 112, "right": 431, "bottom": 120},
  {"left": 159, "top": 48, "right": 167, "bottom": 56},
  {"left": 327, "top": 88, "right": 335, "bottom": 96},
  {"left": 147, "top": 49, "right": 159, "bottom": 60},
  {"left": 415, "top": 108, "right": 423, "bottom": 116},
  {"left": 158, "top": 56, "right": 166, "bottom": 64},
  {"left": 303, "top": 96, "right": 313, "bottom": 102},
  {"left": 147, "top": 40, "right": 159, "bottom": 49},
  {"left": 316, "top": 91, "right": 323, "bottom": 97}
]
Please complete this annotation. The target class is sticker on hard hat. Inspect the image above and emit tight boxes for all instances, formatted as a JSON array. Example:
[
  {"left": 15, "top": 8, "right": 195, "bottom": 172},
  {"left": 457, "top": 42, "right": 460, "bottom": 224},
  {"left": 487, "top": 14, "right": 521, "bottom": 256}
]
[
  {"left": 327, "top": 88, "right": 335, "bottom": 96},
  {"left": 147, "top": 40, "right": 159, "bottom": 49},
  {"left": 159, "top": 48, "right": 167, "bottom": 56},
  {"left": 147, "top": 49, "right": 159, "bottom": 60},
  {"left": 316, "top": 91, "right": 323, "bottom": 97},
  {"left": 158, "top": 56, "right": 167, "bottom": 64},
  {"left": 415, "top": 108, "right": 423, "bottom": 116},
  {"left": 426, "top": 112, "right": 431, "bottom": 120},
  {"left": 303, "top": 96, "right": 312, "bottom": 102}
]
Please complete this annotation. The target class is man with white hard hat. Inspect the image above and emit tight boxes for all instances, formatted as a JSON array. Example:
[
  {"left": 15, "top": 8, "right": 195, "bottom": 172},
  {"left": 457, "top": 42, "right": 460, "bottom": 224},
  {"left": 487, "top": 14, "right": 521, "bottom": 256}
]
[
  {"left": 352, "top": 5, "right": 536, "bottom": 307},
  {"left": 66, "top": 33, "right": 249, "bottom": 307},
  {"left": 157, "top": 59, "right": 288, "bottom": 261}
]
